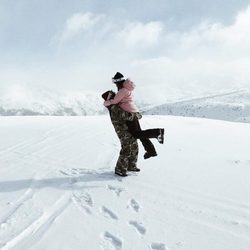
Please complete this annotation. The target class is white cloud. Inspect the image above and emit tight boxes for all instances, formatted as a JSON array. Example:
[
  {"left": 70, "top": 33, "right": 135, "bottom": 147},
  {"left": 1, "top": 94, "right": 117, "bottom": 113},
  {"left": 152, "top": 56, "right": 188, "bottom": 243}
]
[
  {"left": 125, "top": 6, "right": 250, "bottom": 103},
  {"left": 3, "top": 5, "right": 250, "bottom": 105},
  {"left": 59, "top": 12, "right": 104, "bottom": 41},
  {"left": 118, "top": 21, "right": 163, "bottom": 48},
  {"left": 171, "top": 5, "right": 250, "bottom": 59},
  {"left": 220, "top": 6, "right": 250, "bottom": 51}
]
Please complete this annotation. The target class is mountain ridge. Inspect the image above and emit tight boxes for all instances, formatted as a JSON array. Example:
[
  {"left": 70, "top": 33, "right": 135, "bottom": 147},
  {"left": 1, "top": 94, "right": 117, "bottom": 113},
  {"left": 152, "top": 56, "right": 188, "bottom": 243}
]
[
  {"left": 144, "top": 90, "right": 250, "bottom": 123},
  {"left": 0, "top": 87, "right": 250, "bottom": 123}
]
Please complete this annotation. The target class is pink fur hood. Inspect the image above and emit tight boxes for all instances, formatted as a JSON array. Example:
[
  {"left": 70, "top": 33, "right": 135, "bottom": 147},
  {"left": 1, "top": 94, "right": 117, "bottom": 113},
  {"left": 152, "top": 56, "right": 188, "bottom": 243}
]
[{"left": 123, "top": 79, "right": 135, "bottom": 91}]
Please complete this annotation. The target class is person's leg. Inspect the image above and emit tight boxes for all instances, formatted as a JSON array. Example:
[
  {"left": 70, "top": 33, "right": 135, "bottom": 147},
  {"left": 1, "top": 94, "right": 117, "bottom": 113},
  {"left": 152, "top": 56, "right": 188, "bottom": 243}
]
[
  {"left": 126, "top": 119, "right": 138, "bottom": 136},
  {"left": 115, "top": 128, "right": 137, "bottom": 176},
  {"left": 135, "top": 128, "right": 161, "bottom": 139},
  {"left": 140, "top": 138, "right": 156, "bottom": 153},
  {"left": 127, "top": 138, "right": 139, "bottom": 171},
  {"left": 142, "top": 140, "right": 158, "bottom": 159},
  {"left": 115, "top": 142, "right": 130, "bottom": 176},
  {"left": 127, "top": 119, "right": 158, "bottom": 157},
  {"left": 127, "top": 120, "right": 164, "bottom": 142}
]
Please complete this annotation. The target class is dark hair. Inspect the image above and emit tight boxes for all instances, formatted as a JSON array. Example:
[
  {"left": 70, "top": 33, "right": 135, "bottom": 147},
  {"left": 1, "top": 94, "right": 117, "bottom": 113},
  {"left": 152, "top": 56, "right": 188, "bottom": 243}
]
[
  {"left": 101, "top": 90, "right": 115, "bottom": 101},
  {"left": 116, "top": 81, "right": 125, "bottom": 90}
]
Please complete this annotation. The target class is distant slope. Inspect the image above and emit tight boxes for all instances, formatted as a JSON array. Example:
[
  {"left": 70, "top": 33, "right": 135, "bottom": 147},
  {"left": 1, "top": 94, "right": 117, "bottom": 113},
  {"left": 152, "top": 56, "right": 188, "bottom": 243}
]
[
  {"left": 0, "top": 86, "right": 105, "bottom": 116},
  {"left": 1, "top": 86, "right": 250, "bottom": 123},
  {"left": 144, "top": 90, "right": 250, "bottom": 122}
]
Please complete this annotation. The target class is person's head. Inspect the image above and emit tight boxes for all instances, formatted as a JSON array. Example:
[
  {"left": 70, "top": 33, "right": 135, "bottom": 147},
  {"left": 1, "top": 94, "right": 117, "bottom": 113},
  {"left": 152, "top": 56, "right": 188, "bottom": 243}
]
[
  {"left": 101, "top": 90, "right": 115, "bottom": 111},
  {"left": 101, "top": 90, "right": 115, "bottom": 101},
  {"left": 112, "top": 72, "right": 125, "bottom": 90}
]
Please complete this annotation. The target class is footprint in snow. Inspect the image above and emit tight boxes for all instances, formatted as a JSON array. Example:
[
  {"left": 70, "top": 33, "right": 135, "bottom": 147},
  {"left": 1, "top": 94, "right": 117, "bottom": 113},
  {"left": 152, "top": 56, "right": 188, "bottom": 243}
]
[
  {"left": 62, "top": 168, "right": 79, "bottom": 175},
  {"left": 101, "top": 206, "right": 118, "bottom": 220},
  {"left": 231, "top": 220, "right": 240, "bottom": 225},
  {"left": 129, "top": 220, "right": 146, "bottom": 236},
  {"left": 72, "top": 168, "right": 84, "bottom": 174},
  {"left": 151, "top": 242, "right": 168, "bottom": 250},
  {"left": 72, "top": 192, "right": 93, "bottom": 215},
  {"left": 128, "top": 198, "right": 140, "bottom": 212},
  {"left": 107, "top": 185, "right": 124, "bottom": 197},
  {"left": 59, "top": 170, "right": 71, "bottom": 176},
  {"left": 175, "top": 242, "right": 183, "bottom": 247},
  {"left": 60, "top": 168, "right": 94, "bottom": 176},
  {"left": 0, "top": 222, "right": 8, "bottom": 230},
  {"left": 101, "top": 231, "right": 122, "bottom": 250}
]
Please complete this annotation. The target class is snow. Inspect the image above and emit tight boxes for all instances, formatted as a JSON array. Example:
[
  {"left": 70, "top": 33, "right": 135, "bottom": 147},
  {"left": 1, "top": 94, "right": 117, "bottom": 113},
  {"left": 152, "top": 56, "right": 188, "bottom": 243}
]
[
  {"left": 144, "top": 90, "right": 250, "bottom": 123},
  {"left": 1, "top": 86, "right": 250, "bottom": 123},
  {"left": 0, "top": 115, "right": 250, "bottom": 250},
  {"left": 0, "top": 86, "right": 104, "bottom": 116}
]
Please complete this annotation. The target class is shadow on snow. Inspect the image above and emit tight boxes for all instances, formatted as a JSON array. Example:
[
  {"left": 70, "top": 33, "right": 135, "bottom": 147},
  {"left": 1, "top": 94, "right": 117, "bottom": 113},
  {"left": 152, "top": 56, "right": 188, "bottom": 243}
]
[{"left": 0, "top": 170, "right": 117, "bottom": 192}]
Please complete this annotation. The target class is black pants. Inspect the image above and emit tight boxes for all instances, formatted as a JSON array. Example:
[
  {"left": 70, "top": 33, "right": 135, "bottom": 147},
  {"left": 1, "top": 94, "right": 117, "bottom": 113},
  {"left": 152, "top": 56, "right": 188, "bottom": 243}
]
[{"left": 126, "top": 119, "right": 158, "bottom": 154}]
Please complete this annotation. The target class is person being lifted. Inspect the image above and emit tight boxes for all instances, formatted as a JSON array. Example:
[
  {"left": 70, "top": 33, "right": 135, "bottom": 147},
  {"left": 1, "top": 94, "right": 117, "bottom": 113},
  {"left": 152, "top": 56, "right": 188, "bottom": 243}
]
[{"left": 104, "top": 72, "right": 164, "bottom": 161}]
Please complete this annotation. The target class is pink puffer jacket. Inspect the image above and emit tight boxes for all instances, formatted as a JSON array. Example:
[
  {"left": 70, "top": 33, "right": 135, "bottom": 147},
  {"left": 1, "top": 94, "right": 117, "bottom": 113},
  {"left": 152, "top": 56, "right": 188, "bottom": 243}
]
[{"left": 104, "top": 79, "right": 139, "bottom": 113}]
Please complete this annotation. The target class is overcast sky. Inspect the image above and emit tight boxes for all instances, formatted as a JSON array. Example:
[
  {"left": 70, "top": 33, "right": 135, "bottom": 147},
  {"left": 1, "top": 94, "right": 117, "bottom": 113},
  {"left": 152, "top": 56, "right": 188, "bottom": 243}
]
[{"left": 0, "top": 0, "right": 250, "bottom": 102}]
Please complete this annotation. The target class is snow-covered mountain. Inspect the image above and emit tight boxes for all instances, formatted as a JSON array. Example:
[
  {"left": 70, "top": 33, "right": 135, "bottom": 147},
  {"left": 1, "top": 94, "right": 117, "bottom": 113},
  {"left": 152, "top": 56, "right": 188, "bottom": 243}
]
[
  {"left": 144, "top": 90, "right": 250, "bottom": 123},
  {"left": 1, "top": 86, "right": 250, "bottom": 123},
  {"left": 0, "top": 85, "right": 105, "bottom": 116}
]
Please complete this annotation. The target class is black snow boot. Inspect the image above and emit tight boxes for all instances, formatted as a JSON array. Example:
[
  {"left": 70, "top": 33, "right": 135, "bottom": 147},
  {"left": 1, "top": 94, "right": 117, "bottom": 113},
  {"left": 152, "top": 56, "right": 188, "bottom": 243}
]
[
  {"left": 144, "top": 151, "right": 157, "bottom": 159},
  {"left": 115, "top": 169, "right": 128, "bottom": 177},
  {"left": 127, "top": 167, "right": 140, "bottom": 172},
  {"left": 157, "top": 128, "right": 165, "bottom": 144}
]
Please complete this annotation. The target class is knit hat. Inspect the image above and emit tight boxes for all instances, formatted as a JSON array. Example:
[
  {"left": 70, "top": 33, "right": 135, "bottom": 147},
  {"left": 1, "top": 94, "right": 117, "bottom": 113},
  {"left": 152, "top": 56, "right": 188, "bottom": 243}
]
[
  {"left": 112, "top": 72, "right": 126, "bottom": 84},
  {"left": 101, "top": 90, "right": 115, "bottom": 101}
]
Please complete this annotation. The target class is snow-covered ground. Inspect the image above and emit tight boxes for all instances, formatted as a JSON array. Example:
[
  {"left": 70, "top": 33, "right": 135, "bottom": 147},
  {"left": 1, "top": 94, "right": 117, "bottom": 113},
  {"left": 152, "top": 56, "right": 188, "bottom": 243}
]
[{"left": 0, "top": 115, "right": 250, "bottom": 250}]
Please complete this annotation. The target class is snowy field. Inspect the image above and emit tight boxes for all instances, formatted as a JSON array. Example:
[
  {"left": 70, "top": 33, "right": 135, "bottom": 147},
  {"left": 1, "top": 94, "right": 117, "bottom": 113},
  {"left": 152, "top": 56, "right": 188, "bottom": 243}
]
[{"left": 0, "top": 115, "right": 250, "bottom": 250}]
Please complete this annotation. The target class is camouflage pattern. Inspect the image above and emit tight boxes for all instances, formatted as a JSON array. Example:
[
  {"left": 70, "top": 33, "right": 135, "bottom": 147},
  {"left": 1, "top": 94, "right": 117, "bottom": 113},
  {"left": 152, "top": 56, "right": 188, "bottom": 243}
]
[{"left": 109, "top": 105, "right": 139, "bottom": 173}]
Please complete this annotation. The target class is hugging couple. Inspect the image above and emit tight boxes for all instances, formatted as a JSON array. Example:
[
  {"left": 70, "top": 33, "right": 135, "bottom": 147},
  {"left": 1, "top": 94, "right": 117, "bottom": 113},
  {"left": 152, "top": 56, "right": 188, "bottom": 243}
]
[{"left": 102, "top": 72, "right": 165, "bottom": 177}]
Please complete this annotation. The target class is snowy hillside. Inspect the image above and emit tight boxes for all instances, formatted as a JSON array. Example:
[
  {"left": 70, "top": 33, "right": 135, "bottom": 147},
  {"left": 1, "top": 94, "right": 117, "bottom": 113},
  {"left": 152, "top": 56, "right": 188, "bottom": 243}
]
[
  {"left": 144, "top": 90, "right": 250, "bottom": 123},
  {"left": 1, "top": 86, "right": 250, "bottom": 123},
  {"left": 0, "top": 115, "right": 250, "bottom": 250},
  {"left": 0, "top": 86, "right": 105, "bottom": 116}
]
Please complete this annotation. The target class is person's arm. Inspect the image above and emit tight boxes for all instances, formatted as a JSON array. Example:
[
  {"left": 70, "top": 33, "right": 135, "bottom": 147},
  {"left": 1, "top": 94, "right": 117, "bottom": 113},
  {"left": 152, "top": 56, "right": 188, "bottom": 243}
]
[
  {"left": 110, "top": 105, "right": 141, "bottom": 122},
  {"left": 104, "top": 89, "right": 127, "bottom": 106}
]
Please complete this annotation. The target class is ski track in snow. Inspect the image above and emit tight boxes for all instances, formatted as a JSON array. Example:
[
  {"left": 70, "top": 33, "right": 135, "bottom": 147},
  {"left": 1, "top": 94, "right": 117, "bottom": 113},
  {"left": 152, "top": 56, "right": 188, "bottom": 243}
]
[
  {"left": 0, "top": 188, "right": 35, "bottom": 226},
  {"left": 0, "top": 124, "right": 71, "bottom": 160},
  {"left": 1, "top": 194, "right": 71, "bottom": 250}
]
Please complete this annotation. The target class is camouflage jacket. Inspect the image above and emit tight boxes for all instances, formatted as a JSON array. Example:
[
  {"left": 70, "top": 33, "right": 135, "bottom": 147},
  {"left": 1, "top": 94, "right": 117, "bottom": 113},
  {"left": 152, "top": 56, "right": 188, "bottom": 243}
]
[{"left": 109, "top": 105, "right": 142, "bottom": 127}]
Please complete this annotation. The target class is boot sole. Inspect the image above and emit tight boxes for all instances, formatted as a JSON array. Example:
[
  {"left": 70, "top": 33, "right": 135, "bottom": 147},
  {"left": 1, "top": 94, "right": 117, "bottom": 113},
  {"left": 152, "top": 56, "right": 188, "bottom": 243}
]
[
  {"left": 157, "top": 128, "right": 164, "bottom": 144},
  {"left": 127, "top": 169, "right": 140, "bottom": 172},
  {"left": 115, "top": 172, "right": 128, "bottom": 177},
  {"left": 144, "top": 154, "right": 157, "bottom": 159}
]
